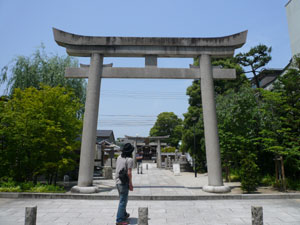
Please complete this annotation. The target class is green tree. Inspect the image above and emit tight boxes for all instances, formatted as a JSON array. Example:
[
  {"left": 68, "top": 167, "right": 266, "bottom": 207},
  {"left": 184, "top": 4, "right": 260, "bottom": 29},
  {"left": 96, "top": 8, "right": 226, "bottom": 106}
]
[
  {"left": 181, "top": 80, "right": 206, "bottom": 171},
  {"left": 235, "top": 44, "right": 272, "bottom": 88},
  {"left": 150, "top": 112, "right": 183, "bottom": 147},
  {"left": 0, "top": 46, "right": 86, "bottom": 113},
  {"left": 216, "top": 84, "right": 260, "bottom": 190},
  {"left": 162, "top": 146, "right": 176, "bottom": 153},
  {"left": 213, "top": 58, "right": 248, "bottom": 94},
  {"left": 259, "top": 57, "right": 300, "bottom": 181},
  {"left": 181, "top": 57, "right": 248, "bottom": 172},
  {"left": 0, "top": 86, "right": 82, "bottom": 184}
]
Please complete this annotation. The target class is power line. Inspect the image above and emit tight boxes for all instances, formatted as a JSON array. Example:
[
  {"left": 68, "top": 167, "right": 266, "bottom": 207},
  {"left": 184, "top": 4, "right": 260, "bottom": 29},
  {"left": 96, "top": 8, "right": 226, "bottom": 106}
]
[
  {"left": 97, "top": 113, "right": 184, "bottom": 127},
  {"left": 99, "top": 114, "right": 157, "bottom": 117},
  {"left": 100, "top": 89, "right": 188, "bottom": 100}
]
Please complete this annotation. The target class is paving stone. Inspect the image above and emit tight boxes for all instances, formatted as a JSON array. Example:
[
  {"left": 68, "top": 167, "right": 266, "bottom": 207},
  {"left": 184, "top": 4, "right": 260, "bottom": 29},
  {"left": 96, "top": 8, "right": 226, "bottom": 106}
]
[{"left": 0, "top": 165, "right": 300, "bottom": 225}]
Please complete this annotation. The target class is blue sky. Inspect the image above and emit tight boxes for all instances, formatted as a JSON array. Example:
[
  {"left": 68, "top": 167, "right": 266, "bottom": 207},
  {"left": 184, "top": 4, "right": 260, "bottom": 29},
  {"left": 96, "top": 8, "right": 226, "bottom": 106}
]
[{"left": 0, "top": 0, "right": 292, "bottom": 138}]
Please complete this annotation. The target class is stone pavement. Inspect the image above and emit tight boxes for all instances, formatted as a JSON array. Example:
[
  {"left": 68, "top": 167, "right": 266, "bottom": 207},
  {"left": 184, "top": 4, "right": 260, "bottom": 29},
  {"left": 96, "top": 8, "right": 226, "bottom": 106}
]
[
  {"left": 93, "top": 163, "right": 279, "bottom": 196},
  {"left": 1, "top": 163, "right": 300, "bottom": 224},
  {"left": 1, "top": 198, "right": 300, "bottom": 225}
]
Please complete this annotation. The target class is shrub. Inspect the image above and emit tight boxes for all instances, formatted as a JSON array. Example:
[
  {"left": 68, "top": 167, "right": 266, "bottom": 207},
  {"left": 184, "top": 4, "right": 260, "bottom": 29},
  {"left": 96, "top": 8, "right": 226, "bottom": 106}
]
[
  {"left": 260, "top": 174, "right": 274, "bottom": 186},
  {"left": 229, "top": 169, "right": 240, "bottom": 182},
  {"left": 20, "top": 181, "right": 35, "bottom": 190},
  {"left": 162, "top": 146, "right": 176, "bottom": 153},
  {"left": 0, "top": 177, "right": 17, "bottom": 187},
  {"left": 240, "top": 154, "right": 259, "bottom": 193},
  {"left": 286, "top": 178, "right": 300, "bottom": 191},
  {"left": 0, "top": 186, "right": 22, "bottom": 192},
  {"left": 29, "top": 183, "right": 65, "bottom": 193},
  {"left": 0, "top": 178, "right": 65, "bottom": 193}
]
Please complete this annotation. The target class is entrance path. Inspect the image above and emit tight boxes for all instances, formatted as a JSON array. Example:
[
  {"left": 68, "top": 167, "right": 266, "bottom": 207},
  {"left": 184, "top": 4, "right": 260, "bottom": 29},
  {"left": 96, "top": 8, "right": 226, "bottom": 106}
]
[
  {"left": 1, "top": 164, "right": 299, "bottom": 225},
  {"left": 1, "top": 198, "right": 300, "bottom": 225},
  {"left": 94, "top": 163, "right": 281, "bottom": 196}
]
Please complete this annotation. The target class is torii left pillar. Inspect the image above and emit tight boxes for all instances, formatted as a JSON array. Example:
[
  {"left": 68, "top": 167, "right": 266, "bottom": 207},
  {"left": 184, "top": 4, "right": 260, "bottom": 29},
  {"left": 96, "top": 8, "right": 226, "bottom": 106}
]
[{"left": 71, "top": 53, "right": 103, "bottom": 193}]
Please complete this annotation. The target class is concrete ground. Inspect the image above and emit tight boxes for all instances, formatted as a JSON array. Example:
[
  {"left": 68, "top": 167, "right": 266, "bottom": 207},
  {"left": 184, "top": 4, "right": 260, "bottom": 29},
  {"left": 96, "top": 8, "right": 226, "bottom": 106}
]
[
  {"left": 1, "top": 163, "right": 299, "bottom": 225},
  {"left": 1, "top": 198, "right": 300, "bottom": 225},
  {"left": 93, "top": 163, "right": 284, "bottom": 196}
]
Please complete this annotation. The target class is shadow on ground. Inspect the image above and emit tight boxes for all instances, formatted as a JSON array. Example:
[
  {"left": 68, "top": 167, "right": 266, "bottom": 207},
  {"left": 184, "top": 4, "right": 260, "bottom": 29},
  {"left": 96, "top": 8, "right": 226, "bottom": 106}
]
[{"left": 128, "top": 217, "right": 138, "bottom": 224}]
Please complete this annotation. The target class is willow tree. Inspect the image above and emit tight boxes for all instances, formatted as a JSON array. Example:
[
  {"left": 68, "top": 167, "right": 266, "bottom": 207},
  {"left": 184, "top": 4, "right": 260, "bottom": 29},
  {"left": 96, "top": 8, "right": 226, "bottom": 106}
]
[{"left": 0, "top": 46, "right": 86, "bottom": 113}]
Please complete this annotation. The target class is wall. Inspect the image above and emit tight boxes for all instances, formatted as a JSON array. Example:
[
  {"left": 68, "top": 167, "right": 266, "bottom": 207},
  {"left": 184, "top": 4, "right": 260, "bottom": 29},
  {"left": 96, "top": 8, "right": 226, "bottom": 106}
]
[{"left": 286, "top": 0, "right": 300, "bottom": 56}]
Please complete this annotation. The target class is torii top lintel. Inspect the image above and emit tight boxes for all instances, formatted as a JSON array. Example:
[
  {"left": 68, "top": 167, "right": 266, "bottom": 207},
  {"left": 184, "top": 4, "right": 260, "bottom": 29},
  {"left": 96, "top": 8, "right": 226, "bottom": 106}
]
[
  {"left": 53, "top": 28, "right": 247, "bottom": 58},
  {"left": 125, "top": 135, "right": 169, "bottom": 140}
]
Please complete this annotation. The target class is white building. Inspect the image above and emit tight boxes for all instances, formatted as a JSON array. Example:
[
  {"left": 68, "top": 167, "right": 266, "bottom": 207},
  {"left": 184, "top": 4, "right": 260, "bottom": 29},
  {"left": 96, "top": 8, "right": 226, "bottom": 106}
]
[
  {"left": 286, "top": 0, "right": 300, "bottom": 56},
  {"left": 259, "top": 0, "right": 300, "bottom": 90}
]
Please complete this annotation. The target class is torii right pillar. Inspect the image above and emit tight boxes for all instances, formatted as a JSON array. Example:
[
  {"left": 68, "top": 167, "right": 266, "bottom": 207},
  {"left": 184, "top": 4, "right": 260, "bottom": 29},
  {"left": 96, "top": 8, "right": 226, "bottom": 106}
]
[{"left": 200, "top": 55, "right": 230, "bottom": 193}]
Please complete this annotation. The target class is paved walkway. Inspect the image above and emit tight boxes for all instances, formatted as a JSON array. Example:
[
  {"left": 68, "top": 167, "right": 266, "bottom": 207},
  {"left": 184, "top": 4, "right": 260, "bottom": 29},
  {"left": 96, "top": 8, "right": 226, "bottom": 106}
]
[
  {"left": 93, "top": 163, "right": 280, "bottom": 196},
  {"left": 1, "top": 198, "right": 300, "bottom": 225},
  {"left": 1, "top": 164, "right": 300, "bottom": 225}
]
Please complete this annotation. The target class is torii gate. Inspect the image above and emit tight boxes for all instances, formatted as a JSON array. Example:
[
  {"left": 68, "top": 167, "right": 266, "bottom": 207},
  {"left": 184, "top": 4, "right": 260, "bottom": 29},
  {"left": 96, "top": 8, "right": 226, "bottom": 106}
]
[
  {"left": 124, "top": 135, "right": 169, "bottom": 168},
  {"left": 53, "top": 28, "right": 247, "bottom": 193}
]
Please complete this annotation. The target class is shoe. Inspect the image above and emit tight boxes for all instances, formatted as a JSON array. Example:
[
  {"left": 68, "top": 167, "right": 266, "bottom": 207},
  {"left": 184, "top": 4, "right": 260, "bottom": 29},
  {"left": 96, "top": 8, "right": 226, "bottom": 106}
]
[
  {"left": 125, "top": 212, "right": 130, "bottom": 219},
  {"left": 116, "top": 222, "right": 128, "bottom": 225}
]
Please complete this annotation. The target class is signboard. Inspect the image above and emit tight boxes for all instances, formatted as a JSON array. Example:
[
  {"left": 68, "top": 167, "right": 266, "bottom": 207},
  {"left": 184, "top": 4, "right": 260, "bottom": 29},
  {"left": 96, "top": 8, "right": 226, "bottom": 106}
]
[
  {"left": 173, "top": 163, "right": 180, "bottom": 176},
  {"left": 109, "top": 150, "right": 115, "bottom": 158}
]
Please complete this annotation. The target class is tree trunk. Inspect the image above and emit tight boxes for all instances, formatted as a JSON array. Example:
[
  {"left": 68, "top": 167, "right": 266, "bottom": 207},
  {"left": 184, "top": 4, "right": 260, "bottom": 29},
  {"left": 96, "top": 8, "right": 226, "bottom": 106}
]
[
  {"left": 280, "top": 156, "right": 286, "bottom": 191},
  {"left": 225, "top": 165, "right": 229, "bottom": 182},
  {"left": 54, "top": 170, "right": 58, "bottom": 186},
  {"left": 275, "top": 160, "right": 279, "bottom": 184},
  {"left": 251, "top": 67, "right": 260, "bottom": 88},
  {"left": 49, "top": 174, "right": 53, "bottom": 185},
  {"left": 228, "top": 166, "right": 231, "bottom": 182},
  {"left": 33, "top": 175, "right": 37, "bottom": 185}
]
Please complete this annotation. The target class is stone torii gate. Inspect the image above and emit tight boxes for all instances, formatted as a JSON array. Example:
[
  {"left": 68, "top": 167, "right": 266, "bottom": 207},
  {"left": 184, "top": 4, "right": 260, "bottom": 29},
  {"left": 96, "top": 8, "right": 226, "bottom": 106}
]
[
  {"left": 124, "top": 135, "right": 169, "bottom": 168},
  {"left": 53, "top": 28, "right": 247, "bottom": 193}
]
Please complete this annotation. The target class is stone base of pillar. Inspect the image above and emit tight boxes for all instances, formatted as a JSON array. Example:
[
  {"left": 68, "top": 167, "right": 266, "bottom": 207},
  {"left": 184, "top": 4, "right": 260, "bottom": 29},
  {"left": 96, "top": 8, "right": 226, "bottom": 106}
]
[
  {"left": 203, "top": 185, "right": 231, "bottom": 193},
  {"left": 71, "top": 186, "right": 100, "bottom": 194}
]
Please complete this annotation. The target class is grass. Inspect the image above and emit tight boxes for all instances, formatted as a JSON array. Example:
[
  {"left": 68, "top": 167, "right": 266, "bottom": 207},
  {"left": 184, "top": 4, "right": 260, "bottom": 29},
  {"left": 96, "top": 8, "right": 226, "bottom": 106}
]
[
  {"left": 0, "top": 178, "right": 65, "bottom": 193},
  {"left": 286, "top": 178, "right": 300, "bottom": 191},
  {"left": 224, "top": 171, "right": 300, "bottom": 191},
  {"left": 222, "top": 169, "right": 241, "bottom": 182},
  {"left": 229, "top": 173, "right": 240, "bottom": 182},
  {"left": 259, "top": 175, "right": 300, "bottom": 191},
  {"left": 260, "top": 174, "right": 274, "bottom": 186}
]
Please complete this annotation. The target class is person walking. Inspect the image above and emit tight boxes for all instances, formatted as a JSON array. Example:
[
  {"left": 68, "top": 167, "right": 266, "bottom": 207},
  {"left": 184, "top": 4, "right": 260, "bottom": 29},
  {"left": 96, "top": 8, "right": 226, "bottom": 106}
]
[
  {"left": 115, "top": 143, "right": 134, "bottom": 225},
  {"left": 136, "top": 150, "right": 143, "bottom": 174}
]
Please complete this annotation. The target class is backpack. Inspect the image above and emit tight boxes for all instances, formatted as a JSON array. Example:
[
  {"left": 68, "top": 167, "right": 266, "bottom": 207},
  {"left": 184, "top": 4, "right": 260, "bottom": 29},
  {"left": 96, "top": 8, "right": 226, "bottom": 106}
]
[
  {"left": 119, "top": 168, "right": 129, "bottom": 184},
  {"left": 119, "top": 158, "right": 129, "bottom": 185}
]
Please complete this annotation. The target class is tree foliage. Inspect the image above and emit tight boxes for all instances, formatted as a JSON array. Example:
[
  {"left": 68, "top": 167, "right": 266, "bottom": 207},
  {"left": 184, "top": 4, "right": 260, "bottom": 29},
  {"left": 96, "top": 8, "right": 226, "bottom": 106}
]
[
  {"left": 150, "top": 112, "right": 183, "bottom": 147},
  {"left": 0, "top": 46, "right": 86, "bottom": 113},
  {"left": 181, "top": 79, "right": 206, "bottom": 170},
  {"left": 162, "top": 146, "right": 176, "bottom": 153},
  {"left": 182, "top": 57, "right": 248, "bottom": 172},
  {"left": 180, "top": 47, "right": 299, "bottom": 192},
  {"left": 0, "top": 86, "right": 82, "bottom": 184},
  {"left": 235, "top": 44, "right": 272, "bottom": 88},
  {"left": 258, "top": 57, "right": 300, "bottom": 179},
  {"left": 216, "top": 84, "right": 260, "bottom": 191}
]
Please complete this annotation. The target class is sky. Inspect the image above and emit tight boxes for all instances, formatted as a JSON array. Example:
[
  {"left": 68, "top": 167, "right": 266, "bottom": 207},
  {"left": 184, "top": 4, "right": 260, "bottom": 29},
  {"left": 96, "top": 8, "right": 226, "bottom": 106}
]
[{"left": 0, "top": 0, "right": 292, "bottom": 138}]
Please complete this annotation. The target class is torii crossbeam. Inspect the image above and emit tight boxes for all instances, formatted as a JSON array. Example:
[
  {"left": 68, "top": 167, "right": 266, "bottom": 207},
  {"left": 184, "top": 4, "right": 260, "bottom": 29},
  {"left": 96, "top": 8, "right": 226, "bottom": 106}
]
[{"left": 53, "top": 28, "right": 247, "bottom": 194}]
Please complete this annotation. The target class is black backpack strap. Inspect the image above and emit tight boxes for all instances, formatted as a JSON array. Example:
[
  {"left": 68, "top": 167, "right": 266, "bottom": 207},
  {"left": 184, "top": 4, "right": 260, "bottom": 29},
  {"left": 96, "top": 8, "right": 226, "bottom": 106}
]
[{"left": 125, "top": 157, "right": 128, "bottom": 171}]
